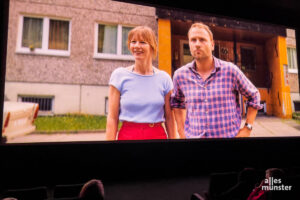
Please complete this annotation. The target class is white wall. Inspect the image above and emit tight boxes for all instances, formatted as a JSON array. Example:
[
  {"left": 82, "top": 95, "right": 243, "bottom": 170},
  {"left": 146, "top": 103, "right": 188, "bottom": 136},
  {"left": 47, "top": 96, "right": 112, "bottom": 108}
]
[
  {"left": 81, "top": 85, "right": 109, "bottom": 115},
  {"left": 290, "top": 92, "right": 300, "bottom": 112},
  {"left": 5, "top": 81, "right": 108, "bottom": 115}
]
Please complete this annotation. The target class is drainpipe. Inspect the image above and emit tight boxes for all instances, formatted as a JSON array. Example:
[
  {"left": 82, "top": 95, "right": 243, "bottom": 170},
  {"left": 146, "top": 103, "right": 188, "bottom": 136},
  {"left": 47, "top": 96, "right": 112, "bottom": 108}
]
[
  {"left": 79, "top": 85, "right": 82, "bottom": 114},
  {"left": 233, "top": 34, "right": 243, "bottom": 115},
  {"left": 296, "top": 28, "right": 300, "bottom": 93},
  {"left": 233, "top": 34, "right": 238, "bottom": 65}
]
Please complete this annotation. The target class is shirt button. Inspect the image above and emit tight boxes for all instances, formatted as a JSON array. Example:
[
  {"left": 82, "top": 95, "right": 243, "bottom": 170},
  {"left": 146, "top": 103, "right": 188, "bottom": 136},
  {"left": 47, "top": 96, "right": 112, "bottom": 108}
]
[
  {"left": 204, "top": 99, "right": 207, "bottom": 102},
  {"left": 205, "top": 111, "right": 209, "bottom": 114}
]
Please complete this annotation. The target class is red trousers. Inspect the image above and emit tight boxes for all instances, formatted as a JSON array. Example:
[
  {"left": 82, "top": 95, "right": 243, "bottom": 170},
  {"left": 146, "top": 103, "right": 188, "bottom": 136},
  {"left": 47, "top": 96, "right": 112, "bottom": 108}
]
[{"left": 117, "top": 121, "right": 167, "bottom": 140}]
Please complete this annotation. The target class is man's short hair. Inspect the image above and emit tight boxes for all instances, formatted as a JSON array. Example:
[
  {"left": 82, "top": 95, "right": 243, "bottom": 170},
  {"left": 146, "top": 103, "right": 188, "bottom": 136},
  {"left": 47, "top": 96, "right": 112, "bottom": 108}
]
[{"left": 188, "top": 22, "right": 214, "bottom": 41}]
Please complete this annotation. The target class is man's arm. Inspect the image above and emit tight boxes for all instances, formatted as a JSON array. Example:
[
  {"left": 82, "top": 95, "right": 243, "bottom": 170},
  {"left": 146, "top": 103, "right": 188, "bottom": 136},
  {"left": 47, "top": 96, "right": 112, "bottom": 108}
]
[
  {"left": 236, "top": 106, "right": 257, "bottom": 137},
  {"left": 233, "top": 65, "right": 263, "bottom": 137},
  {"left": 173, "top": 108, "right": 186, "bottom": 139},
  {"left": 170, "top": 70, "right": 187, "bottom": 138}
]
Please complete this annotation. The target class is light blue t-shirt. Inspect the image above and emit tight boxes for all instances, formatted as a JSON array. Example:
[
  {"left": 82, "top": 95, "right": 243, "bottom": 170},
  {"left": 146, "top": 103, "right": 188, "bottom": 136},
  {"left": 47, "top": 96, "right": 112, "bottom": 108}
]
[{"left": 109, "top": 67, "right": 173, "bottom": 123}]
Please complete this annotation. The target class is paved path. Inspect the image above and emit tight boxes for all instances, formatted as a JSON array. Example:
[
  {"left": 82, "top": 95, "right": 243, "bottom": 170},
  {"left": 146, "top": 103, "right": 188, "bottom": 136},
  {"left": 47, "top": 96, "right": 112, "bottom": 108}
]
[
  {"left": 7, "top": 132, "right": 106, "bottom": 143},
  {"left": 245, "top": 116, "right": 300, "bottom": 137},
  {"left": 6, "top": 116, "right": 300, "bottom": 143}
]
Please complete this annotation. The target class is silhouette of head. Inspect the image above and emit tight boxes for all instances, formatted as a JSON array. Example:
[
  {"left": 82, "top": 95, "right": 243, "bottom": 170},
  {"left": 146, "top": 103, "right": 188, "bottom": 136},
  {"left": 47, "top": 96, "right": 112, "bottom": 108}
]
[{"left": 79, "top": 179, "right": 104, "bottom": 200}]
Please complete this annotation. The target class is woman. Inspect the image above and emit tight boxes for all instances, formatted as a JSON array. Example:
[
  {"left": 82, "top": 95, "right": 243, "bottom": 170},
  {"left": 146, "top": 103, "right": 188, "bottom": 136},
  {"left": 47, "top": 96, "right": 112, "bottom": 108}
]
[{"left": 106, "top": 26, "right": 176, "bottom": 140}]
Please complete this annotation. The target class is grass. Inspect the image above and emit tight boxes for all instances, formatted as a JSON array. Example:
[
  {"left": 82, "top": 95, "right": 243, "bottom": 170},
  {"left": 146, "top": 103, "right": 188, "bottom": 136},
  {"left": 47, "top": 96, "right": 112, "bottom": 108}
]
[
  {"left": 292, "top": 112, "right": 300, "bottom": 123},
  {"left": 34, "top": 114, "right": 108, "bottom": 133}
]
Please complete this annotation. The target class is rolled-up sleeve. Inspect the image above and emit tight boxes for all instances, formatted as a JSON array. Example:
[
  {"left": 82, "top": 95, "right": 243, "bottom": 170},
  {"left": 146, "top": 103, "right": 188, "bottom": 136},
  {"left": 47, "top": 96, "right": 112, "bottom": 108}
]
[
  {"left": 170, "top": 71, "right": 186, "bottom": 109},
  {"left": 233, "top": 65, "right": 263, "bottom": 110}
]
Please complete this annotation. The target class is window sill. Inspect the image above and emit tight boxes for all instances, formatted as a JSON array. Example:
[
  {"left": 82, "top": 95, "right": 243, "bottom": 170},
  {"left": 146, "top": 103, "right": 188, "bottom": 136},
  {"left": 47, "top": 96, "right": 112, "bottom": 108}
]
[
  {"left": 288, "top": 69, "right": 298, "bottom": 74},
  {"left": 16, "top": 48, "right": 70, "bottom": 57},
  {"left": 94, "top": 53, "right": 135, "bottom": 61}
]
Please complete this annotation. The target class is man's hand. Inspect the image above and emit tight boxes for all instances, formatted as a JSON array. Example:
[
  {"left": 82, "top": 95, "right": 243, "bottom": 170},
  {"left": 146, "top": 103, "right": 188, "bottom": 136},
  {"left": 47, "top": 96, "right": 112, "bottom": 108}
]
[
  {"left": 173, "top": 108, "right": 186, "bottom": 139},
  {"left": 236, "top": 126, "right": 251, "bottom": 137}
]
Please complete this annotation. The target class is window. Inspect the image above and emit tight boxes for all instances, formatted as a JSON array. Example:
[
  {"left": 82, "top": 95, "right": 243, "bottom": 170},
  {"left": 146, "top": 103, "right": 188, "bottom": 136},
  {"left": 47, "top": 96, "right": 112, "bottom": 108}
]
[
  {"left": 180, "top": 40, "right": 193, "bottom": 65},
  {"left": 17, "top": 16, "right": 71, "bottom": 56},
  {"left": 94, "top": 24, "right": 134, "bottom": 60},
  {"left": 294, "top": 101, "right": 300, "bottom": 111},
  {"left": 98, "top": 24, "right": 117, "bottom": 54},
  {"left": 48, "top": 20, "right": 69, "bottom": 50},
  {"left": 18, "top": 95, "right": 54, "bottom": 113},
  {"left": 213, "top": 44, "right": 220, "bottom": 58},
  {"left": 22, "top": 17, "right": 43, "bottom": 49},
  {"left": 240, "top": 47, "right": 256, "bottom": 70},
  {"left": 287, "top": 47, "right": 298, "bottom": 73}
]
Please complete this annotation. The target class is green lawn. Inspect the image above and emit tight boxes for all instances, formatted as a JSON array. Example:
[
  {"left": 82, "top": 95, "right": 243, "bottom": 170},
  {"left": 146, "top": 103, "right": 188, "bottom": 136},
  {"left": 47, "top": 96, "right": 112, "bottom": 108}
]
[{"left": 34, "top": 114, "right": 109, "bottom": 133}]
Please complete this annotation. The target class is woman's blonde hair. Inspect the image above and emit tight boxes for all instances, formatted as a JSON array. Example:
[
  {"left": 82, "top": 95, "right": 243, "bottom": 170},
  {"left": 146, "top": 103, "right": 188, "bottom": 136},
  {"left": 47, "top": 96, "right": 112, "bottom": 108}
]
[{"left": 127, "top": 26, "right": 158, "bottom": 59}]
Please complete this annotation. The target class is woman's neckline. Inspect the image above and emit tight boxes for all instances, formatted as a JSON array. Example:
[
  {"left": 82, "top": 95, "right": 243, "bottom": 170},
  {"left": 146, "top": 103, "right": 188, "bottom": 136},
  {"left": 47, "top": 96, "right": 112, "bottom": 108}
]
[{"left": 124, "top": 65, "right": 159, "bottom": 77}]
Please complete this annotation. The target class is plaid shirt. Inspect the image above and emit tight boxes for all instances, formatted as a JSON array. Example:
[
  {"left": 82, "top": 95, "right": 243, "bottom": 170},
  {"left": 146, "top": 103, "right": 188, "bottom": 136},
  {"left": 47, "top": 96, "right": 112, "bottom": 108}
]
[{"left": 171, "top": 57, "right": 262, "bottom": 138}]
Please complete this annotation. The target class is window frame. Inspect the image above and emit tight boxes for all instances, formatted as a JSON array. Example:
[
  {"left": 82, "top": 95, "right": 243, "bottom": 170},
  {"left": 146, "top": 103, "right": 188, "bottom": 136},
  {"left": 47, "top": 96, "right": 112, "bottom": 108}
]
[
  {"left": 16, "top": 15, "right": 71, "bottom": 57},
  {"left": 94, "top": 23, "right": 135, "bottom": 61},
  {"left": 287, "top": 47, "right": 298, "bottom": 74}
]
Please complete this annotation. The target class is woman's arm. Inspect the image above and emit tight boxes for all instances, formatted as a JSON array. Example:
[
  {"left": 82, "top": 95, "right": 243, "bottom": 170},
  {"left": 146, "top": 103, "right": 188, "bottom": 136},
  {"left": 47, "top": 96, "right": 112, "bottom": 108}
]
[
  {"left": 106, "top": 86, "right": 120, "bottom": 140},
  {"left": 164, "top": 91, "right": 176, "bottom": 139}
]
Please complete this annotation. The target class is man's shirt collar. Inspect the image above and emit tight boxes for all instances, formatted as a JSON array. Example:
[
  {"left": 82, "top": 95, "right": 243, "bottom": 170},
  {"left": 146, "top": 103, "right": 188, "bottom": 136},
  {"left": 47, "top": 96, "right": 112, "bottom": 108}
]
[{"left": 188, "top": 56, "right": 221, "bottom": 75}]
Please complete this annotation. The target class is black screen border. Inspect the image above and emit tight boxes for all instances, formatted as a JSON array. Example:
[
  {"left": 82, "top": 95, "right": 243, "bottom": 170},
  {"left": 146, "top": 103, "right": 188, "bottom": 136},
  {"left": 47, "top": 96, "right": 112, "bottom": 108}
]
[{"left": 1, "top": 0, "right": 300, "bottom": 188}]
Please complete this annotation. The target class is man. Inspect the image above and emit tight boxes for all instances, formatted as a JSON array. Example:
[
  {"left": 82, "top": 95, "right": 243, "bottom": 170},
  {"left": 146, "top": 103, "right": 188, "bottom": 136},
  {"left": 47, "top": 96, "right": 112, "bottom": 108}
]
[{"left": 171, "top": 22, "right": 262, "bottom": 138}]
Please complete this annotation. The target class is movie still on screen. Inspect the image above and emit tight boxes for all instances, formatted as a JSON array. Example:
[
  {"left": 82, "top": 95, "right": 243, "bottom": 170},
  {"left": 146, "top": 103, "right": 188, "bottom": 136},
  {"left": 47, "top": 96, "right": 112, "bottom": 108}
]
[{"left": 2, "top": 0, "right": 300, "bottom": 143}]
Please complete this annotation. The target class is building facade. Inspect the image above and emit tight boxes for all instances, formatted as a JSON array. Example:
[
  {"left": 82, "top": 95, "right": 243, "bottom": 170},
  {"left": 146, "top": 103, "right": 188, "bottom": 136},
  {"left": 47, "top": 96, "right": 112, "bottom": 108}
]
[
  {"left": 5, "top": 0, "right": 156, "bottom": 115},
  {"left": 286, "top": 29, "right": 300, "bottom": 112}
]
